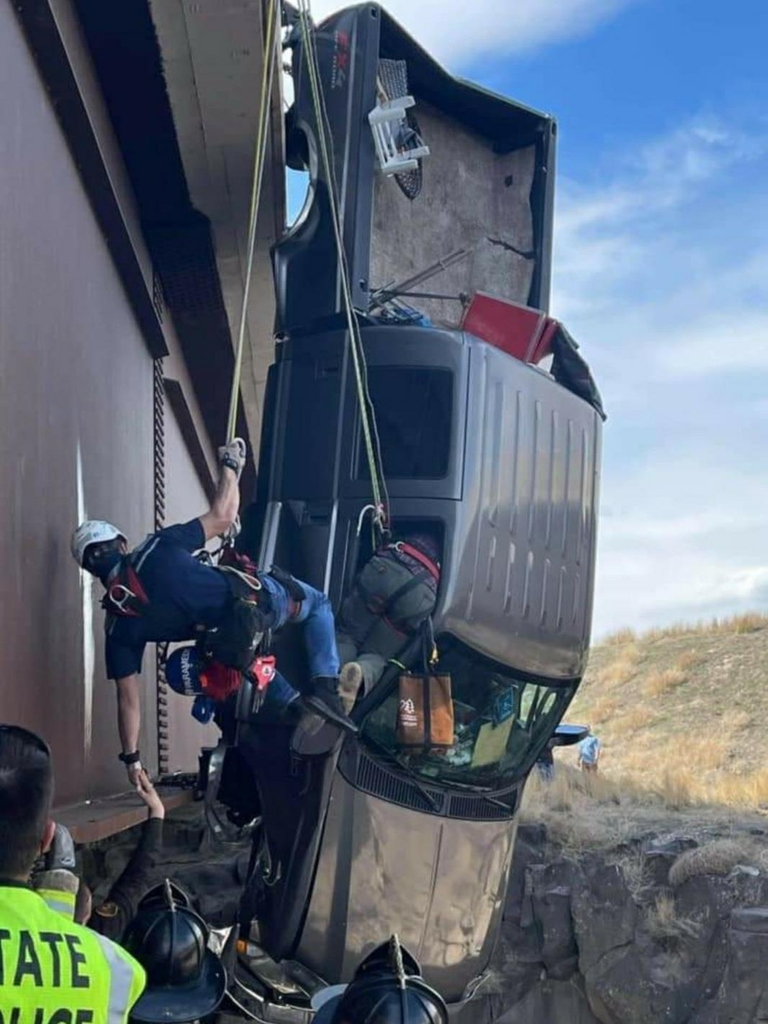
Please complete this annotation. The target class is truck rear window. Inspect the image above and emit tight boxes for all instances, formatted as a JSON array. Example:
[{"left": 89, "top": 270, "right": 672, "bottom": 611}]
[{"left": 356, "top": 367, "right": 453, "bottom": 480}]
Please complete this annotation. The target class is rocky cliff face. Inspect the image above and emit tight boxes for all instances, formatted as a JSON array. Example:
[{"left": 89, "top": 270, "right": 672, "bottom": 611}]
[{"left": 483, "top": 824, "right": 768, "bottom": 1024}]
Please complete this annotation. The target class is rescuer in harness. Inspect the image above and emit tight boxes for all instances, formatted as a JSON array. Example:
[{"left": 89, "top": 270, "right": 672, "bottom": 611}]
[
  {"left": 336, "top": 532, "right": 441, "bottom": 708},
  {"left": 71, "top": 440, "right": 352, "bottom": 785}
]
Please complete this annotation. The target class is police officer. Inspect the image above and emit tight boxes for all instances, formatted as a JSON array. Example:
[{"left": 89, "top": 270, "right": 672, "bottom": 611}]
[
  {"left": 313, "top": 936, "right": 448, "bottom": 1024},
  {"left": 71, "top": 440, "right": 352, "bottom": 785},
  {"left": 0, "top": 723, "right": 145, "bottom": 1024}
]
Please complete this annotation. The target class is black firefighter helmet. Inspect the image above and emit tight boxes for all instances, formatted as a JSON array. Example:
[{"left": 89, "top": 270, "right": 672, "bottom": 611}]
[
  {"left": 313, "top": 937, "right": 448, "bottom": 1024},
  {"left": 122, "top": 881, "right": 226, "bottom": 1023},
  {"left": 139, "top": 879, "right": 194, "bottom": 913}
]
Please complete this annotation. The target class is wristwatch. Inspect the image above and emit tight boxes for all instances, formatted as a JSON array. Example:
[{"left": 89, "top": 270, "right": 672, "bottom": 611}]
[
  {"left": 118, "top": 750, "right": 141, "bottom": 766},
  {"left": 220, "top": 453, "right": 240, "bottom": 473}
]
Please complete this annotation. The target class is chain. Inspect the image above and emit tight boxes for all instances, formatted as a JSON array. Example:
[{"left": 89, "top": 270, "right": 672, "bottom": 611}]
[{"left": 153, "top": 359, "right": 170, "bottom": 775}]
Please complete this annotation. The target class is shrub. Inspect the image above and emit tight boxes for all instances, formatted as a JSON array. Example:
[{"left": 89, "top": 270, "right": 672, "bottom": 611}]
[
  {"left": 669, "top": 839, "right": 758, "bottom": 887},
  {"left": 602, "top": 627, "right": 638, "bottom": 646},
  {"left": 643, "top": 668, "right": 687, "bottom": 698},
  {"left": 646, "top": 893, "right": 700, "bottom": 941}
]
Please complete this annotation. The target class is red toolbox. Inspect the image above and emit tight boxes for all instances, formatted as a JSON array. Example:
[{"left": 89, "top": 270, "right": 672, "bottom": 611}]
[{"left": 461, "top": 292, "right": 558, "bottom": 365}]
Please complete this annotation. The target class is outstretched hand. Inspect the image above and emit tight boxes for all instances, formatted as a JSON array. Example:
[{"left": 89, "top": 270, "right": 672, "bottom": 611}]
[{"left": 134, "top": 769, "right": 165, "bottom": 820}]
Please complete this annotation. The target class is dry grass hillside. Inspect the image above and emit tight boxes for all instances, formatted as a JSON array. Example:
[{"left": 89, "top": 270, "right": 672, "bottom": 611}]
[{"left": 564, "top": 612, "right": 768, "bottom": 809}]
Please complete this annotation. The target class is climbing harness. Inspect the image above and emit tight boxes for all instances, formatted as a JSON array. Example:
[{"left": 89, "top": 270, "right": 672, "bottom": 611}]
[{"left": 101, "top": 534, "right": 160, "bottom": 618}]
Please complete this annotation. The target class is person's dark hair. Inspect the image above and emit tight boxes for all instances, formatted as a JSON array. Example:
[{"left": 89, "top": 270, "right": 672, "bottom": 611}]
[
  {"left": 74, "top": 882, "right": 93, "bottom": 925},
  {"left": 0, "top": 725, "right": 53, "bottom": 877}
]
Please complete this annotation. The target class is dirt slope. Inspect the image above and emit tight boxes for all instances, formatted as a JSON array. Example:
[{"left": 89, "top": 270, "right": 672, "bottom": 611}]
[{"left": 565, "top": 613, "right": 768, "bottom": 805}]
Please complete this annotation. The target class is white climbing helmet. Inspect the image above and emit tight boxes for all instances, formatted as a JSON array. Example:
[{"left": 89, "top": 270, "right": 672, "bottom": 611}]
[{"left": 71, "top": 520, "right": 126, "bottom": 568}]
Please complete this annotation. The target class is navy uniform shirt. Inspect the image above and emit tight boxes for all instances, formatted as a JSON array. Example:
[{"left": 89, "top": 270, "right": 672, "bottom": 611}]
[
  {"left": 105, "top": 519, "right": 231, "bottom": 679},
  {"left": 90, "top": 818, "right": 163, "bottom": 941}
]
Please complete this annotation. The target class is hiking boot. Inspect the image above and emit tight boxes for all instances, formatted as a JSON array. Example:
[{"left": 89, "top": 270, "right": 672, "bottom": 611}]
[
  {"left": 302, "top": 676, "right": 358, "bottom": 735},
  {"left": 339, "top": 662, "right": 364, "bottom": 712},
  {"left": 290, "top": 713, "right": 347, "bottom": 757}
]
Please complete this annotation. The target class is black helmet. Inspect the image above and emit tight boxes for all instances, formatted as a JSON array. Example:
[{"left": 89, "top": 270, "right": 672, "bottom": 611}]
[
  {"left": 314, "top": 937, "right": 448, "bottom": 1024},
  {"left": 139, "top": 879, "right": 193, "bottom": 913},
  {"left": 122, "top": 898, "right": 226, "bottom": 1023}
]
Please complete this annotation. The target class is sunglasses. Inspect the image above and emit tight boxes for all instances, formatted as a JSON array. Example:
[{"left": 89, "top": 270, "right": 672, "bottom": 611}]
[{"left": 0, "top": 724, "right": 51, "bottom": 758}]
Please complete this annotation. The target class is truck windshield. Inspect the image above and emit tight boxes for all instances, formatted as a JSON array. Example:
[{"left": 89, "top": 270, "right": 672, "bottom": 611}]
[{"left": 360, "top": 637, "right": 575, "bottom": 794}]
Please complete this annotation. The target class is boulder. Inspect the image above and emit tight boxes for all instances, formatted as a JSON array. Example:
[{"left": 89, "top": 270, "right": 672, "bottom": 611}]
[
  {"left": 489, "top": 827, "right": 768, "bottom": 1024},
  {"left": 530, "top": 860, "right": 579, "bottom": 979},
  {"left": 571, "top": 861, "right": 637, "bottom": 974},
  {"left": 495, "top": 977, "right": 600, "bottom": 1024},
  {"left": 585, "top": 944, "right": 699, "bottom": 1024},
  {"left": 674, "top": 871, "right": 768, "bottom": 1005},
  {"left": 492, "top": 822, "right": 550, "bottom": 1003},
  {"left": 713, "top": 906, "right": 768, "bottom": 1023}
]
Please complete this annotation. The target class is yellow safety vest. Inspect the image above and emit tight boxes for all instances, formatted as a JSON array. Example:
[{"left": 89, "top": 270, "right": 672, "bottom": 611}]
[{"left": 0, "top": 883, "right": 145, "bottom": 1024}]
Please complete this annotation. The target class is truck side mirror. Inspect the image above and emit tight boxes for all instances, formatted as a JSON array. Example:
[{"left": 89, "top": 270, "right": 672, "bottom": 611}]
[{"left": 549, "top": 723, "right": 588, "bottom": 748}]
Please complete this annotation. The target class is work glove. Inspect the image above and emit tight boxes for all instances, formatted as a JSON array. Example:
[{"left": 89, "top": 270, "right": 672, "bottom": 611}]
[
  {"left": 218, "top": 438, "right": 247, "bottom": 480},
  {"left": 44, "top": 824, "right": 77, "bottom": 872}
]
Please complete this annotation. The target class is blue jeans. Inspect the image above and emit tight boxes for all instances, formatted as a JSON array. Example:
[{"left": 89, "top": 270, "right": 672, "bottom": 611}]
[
  {"left": 259, "top": 574, "right": 340, "bottom": 680},
  {"left": 259, "top": 669, "right": 299, "bottom": 715}
]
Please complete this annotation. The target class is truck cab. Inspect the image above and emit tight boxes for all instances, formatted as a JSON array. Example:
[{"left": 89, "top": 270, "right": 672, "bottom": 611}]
[{"left": 225, "top": 4, "right": 603, "bottom": 1019}]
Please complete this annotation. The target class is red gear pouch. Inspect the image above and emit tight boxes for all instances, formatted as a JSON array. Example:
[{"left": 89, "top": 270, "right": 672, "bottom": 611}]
[
  {"left": 200, "top": 655, "right": 276, "bottom": 702},
  {"left": 199, "top": 661, "right": 241, "bottom": 702},
  {"left": 251, "top": 655, "right": 276, "bottom": 691}
]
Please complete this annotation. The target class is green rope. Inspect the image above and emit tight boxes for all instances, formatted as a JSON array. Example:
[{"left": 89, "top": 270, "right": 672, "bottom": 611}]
[
  {"left": 297, "top": 1, "right": 387, "bottom": 522},
  {"left": 226, "top": 0, "right": 280, "bottom": 443}
]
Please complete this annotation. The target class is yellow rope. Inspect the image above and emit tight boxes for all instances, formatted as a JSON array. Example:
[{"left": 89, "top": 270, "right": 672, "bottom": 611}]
[
  {"left": 226, "top": 0, "right": 280, "bottom": 443},
  {"left": 225, "top": 0, "right": 388, "bottom": 526}
]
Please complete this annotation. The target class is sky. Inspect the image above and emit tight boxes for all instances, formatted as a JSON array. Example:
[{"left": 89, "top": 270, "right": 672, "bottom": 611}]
[{"left": 304, "top": 0, "right": 768, "bottom": 637}]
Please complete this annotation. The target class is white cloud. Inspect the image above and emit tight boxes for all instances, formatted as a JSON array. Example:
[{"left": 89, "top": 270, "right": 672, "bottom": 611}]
[
  {"left": 308, "top": 0, "right": 637, "bottom": 65},
  {"left": 653, "top": 310, "right": 768, "bottom": 377},
  {"left": 550, "top": 116, "right": 768, "bottom": 637},
  {"left": 595, "top": 456, "right": 768, "bottom": 633}
]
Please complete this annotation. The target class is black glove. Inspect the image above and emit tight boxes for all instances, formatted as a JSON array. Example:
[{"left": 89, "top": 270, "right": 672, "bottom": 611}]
[{"left": 44, "top": 824, "right": 76, "bottom": 872}]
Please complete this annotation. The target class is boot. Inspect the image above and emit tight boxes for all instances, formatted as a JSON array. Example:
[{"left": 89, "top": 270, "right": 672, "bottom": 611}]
[
  {"left": 290, "top": 713, "right": 346, "bottom": 758},
  {"left": 302, "top": 676, "right": 358, "bottom": 735},
  {"left": 339, "top": 662, "right": 364, "bottom": 712}
]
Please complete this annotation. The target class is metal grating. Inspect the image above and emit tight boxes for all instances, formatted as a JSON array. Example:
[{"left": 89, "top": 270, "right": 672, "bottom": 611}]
[
  {"left": 152, "top": 267, "right": 165, "bottom": 324},
  {"left": 356, "top": 752, "right": 445, "bottom": 814},
  {"left": 447, "top": 792, "right": 515, "bottom": 821},
  {"left": 153, "top": 358, "right": 169, "bottom": 774},
  {"left": 352, "top": 750, "right": 518, "bottom": 820},
  {"left": 377, "top": 58, "right": 424, "bottom": 201}
]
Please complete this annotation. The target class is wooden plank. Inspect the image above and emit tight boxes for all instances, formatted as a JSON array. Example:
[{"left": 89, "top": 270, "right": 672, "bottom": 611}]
[
  {"left": 164, "top": 377, "right": 217, "bottom": 501},
  {"left": 56, "top": 787, "right": 195, "bottom": 844}
]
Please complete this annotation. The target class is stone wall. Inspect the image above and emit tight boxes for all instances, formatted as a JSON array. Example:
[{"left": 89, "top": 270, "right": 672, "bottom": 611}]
[{"left": 476, "top": 824, "right": 768, "bottom": 1024}]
